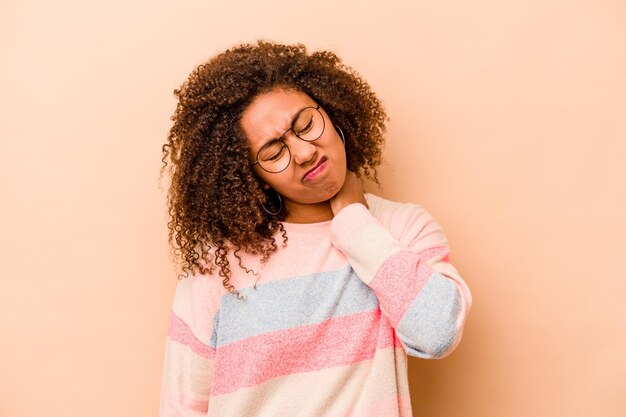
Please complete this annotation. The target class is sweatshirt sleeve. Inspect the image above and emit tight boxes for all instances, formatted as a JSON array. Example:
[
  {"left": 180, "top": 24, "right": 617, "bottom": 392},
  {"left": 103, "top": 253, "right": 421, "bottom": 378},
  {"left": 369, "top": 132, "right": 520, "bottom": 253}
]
[
  {"left": 329, "top": 201, "right": 472, "bottom": 359},
  {"left": 159, "top": 274, "right": 217, "bottom": 416}
]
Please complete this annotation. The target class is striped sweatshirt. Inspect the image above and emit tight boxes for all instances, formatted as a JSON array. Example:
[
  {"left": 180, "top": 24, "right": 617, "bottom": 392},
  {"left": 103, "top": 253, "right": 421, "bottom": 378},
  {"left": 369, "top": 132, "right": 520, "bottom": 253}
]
[{"left": 159, "top": 193, "right": 472, "bottom": 417}]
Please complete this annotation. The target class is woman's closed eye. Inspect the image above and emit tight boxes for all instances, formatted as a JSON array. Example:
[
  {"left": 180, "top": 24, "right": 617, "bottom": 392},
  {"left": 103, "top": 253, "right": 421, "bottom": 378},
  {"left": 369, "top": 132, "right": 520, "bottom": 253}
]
[
  {"left": 295, "top": 119, "right": 313, "bottom": 135},
  {"left": 265, "top": 144, "right": 287, "bottom": 161}
]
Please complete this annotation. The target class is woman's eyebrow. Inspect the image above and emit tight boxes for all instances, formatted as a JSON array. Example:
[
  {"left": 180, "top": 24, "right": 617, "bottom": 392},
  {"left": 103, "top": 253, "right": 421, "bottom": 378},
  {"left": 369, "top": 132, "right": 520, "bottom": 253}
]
[{"left": 259, "top": 105, "right": 309, "bottom": 148}]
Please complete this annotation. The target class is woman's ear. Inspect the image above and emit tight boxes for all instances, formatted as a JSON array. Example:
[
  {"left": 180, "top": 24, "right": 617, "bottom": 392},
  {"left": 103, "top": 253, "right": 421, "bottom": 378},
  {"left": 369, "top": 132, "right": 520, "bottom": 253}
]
[
  {"left": 251, "top": 169, "right": 271, "bottom": 190},
  {"left": 255, "top": 175, "right": 270, "bottom": 190}
]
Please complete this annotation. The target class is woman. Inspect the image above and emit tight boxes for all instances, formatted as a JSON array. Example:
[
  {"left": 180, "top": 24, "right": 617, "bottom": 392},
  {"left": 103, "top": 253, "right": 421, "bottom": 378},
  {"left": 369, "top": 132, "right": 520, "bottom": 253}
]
[{"left": 158, "top": 40, "right": 472, "bottom": 417}]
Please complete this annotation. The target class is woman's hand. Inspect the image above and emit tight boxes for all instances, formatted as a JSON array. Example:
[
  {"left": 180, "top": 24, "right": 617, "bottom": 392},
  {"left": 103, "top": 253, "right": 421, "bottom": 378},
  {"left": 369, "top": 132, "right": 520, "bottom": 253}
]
[{"left": 330, "top": 170, "right": 368, "bottom": 216}]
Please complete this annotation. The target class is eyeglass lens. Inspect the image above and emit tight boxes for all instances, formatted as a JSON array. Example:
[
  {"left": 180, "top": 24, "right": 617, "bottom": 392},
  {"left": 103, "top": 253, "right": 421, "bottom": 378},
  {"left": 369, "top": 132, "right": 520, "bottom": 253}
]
[{"left": 257, "top": 107, "right": 324, "bottom": 173}]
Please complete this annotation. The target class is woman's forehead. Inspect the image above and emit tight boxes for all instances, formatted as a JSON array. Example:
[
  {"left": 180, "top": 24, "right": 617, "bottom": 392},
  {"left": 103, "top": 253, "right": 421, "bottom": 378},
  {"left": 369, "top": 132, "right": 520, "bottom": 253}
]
[{"left": 240, "top": 88, "right": 315, "bottom": 146}]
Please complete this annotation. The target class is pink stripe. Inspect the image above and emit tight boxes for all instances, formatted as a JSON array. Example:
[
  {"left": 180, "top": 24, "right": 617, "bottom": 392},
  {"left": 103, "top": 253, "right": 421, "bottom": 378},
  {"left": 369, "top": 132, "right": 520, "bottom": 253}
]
[
  {"left": 212, "top": 309, "right": 403, "bottom": 395},
  {"left": 167, "top": 311, "right": 215, "bottom": 359},
  {"left": 416, "top": 245, "right": 449, "bottom": 262},
  {"left": 367, "top": 248, "right": 448, "bottom": 328}
]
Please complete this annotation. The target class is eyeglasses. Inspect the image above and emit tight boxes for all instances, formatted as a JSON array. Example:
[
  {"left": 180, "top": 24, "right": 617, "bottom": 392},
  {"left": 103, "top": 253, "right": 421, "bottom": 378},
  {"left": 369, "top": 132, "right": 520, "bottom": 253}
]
[{"left": 249, "top": 103, "right": 325, "bottom": 173}]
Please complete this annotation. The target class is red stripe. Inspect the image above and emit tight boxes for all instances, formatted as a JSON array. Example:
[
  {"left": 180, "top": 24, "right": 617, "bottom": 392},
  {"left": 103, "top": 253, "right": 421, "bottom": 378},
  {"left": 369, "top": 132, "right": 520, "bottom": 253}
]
[
  {"left": 367, "top": 249, "right": 447, "bottom": 328},
  {"left": 167, "top": 311, "right": 215, "bottom": 359},
  {"left": 211, "top": 309, "right": 402, "bottom": 395}
]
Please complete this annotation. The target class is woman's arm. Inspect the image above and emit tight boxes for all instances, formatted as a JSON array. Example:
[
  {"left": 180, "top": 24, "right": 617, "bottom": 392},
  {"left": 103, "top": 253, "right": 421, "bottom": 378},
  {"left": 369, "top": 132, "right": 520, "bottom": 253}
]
[
  {"left": 159, "top": 275, "right": 216, "bottom": 416},
  {"left": 329, "top": 200, "right": 472, "bottom": 359}
]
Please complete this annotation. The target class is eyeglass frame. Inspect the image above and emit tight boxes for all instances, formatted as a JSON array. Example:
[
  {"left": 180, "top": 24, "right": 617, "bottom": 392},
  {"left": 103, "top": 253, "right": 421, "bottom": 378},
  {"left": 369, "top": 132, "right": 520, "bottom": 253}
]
[{"left": 248, "top": 103, "right": 325, "bottom": 174}]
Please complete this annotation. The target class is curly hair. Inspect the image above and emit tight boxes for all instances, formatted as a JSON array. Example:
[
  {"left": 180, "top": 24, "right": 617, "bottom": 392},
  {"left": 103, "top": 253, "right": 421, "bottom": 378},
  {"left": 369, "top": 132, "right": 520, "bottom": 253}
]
[{"left": 159, "top": 40, "right": 389, "bottom": 298}]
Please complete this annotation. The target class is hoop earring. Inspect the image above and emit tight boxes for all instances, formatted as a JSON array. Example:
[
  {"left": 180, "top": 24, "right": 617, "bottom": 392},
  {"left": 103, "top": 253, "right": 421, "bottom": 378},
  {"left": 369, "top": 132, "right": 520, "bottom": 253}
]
[
  {"left": 261, "top": 189, "right": 282, "bottom": 216},
  {"left": 336, "top": 126, "right": 346, "bottom": 145}
]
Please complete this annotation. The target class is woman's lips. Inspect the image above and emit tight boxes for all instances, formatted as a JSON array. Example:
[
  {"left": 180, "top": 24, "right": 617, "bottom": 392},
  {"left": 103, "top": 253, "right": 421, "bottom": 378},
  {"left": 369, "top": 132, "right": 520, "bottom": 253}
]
[{"left": 303, "top": 157, "right": 327, "bottom": 181}]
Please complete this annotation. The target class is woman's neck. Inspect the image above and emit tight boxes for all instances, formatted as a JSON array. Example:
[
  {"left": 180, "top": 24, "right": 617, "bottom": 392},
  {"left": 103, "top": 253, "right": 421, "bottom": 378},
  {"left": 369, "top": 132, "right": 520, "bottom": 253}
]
[{"left": 282, "top": 200, "right": 334, "bottom": 224}]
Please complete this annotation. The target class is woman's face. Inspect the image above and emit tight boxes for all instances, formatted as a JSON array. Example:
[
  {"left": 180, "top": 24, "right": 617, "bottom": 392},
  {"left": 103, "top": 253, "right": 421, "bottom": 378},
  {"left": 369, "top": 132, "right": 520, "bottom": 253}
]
[{"left": 240, "top": 87, "right": 347, "bottom": 214}]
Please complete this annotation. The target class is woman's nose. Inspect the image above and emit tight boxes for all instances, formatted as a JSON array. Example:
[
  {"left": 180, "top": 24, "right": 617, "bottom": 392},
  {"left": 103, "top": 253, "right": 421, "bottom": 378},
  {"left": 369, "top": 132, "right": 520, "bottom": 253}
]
[{"left": 287, "top": 133, "right": 317, "bottom": 165}]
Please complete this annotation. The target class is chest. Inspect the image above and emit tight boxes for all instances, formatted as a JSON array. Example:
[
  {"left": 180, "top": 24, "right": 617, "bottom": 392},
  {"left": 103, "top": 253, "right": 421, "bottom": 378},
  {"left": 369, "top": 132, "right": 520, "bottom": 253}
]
[{"left": 213, "top": 265, "right": 380, "bottom": 349}]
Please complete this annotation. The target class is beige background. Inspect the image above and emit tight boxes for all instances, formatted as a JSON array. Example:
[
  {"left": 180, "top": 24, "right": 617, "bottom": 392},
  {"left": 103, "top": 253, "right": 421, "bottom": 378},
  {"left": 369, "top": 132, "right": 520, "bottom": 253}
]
[{"left": 1, "top": 0, "right": 625, "bottom": 416}]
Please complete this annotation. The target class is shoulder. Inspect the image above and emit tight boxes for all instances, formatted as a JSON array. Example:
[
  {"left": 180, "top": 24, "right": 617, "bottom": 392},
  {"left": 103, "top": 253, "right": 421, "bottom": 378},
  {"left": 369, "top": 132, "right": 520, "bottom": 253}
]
[
  {"left": 364, "top": 193, "right": 449, "bottom": 249},
  {"left": 171, "top": 246, "right": 256, "bottom": 327},
  {"left": 168, "top": 272, "right": 218, "bottom": 346},
  {"left": 365, "top": 192, "right": 426, "bottom": 219}
]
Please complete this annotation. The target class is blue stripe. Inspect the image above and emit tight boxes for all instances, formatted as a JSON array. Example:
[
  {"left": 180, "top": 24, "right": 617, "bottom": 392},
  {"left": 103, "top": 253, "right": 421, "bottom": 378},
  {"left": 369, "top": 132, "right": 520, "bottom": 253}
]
[
  {"left": 397, "top": 271, "right": 461, "bottom": 358},
  {"left": 214, "top": 265, "right": 379, "bottom": 347}
]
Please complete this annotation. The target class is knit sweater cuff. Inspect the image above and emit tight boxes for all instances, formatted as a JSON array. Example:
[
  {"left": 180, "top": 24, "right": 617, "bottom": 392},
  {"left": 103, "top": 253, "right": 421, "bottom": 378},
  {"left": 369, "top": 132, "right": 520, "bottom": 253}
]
[{"left": 329, "top": 202, "right": 406, "bottom": 284}]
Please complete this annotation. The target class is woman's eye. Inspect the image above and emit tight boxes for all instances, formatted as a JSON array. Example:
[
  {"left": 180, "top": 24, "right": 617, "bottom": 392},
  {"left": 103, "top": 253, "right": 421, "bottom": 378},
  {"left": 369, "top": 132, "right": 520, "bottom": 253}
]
[
  {"left": 296, "top": 119, "right": 313, "bottom": 134},
  {"left": 267, "top": 146, "right": 285, "bottom": 160}
]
